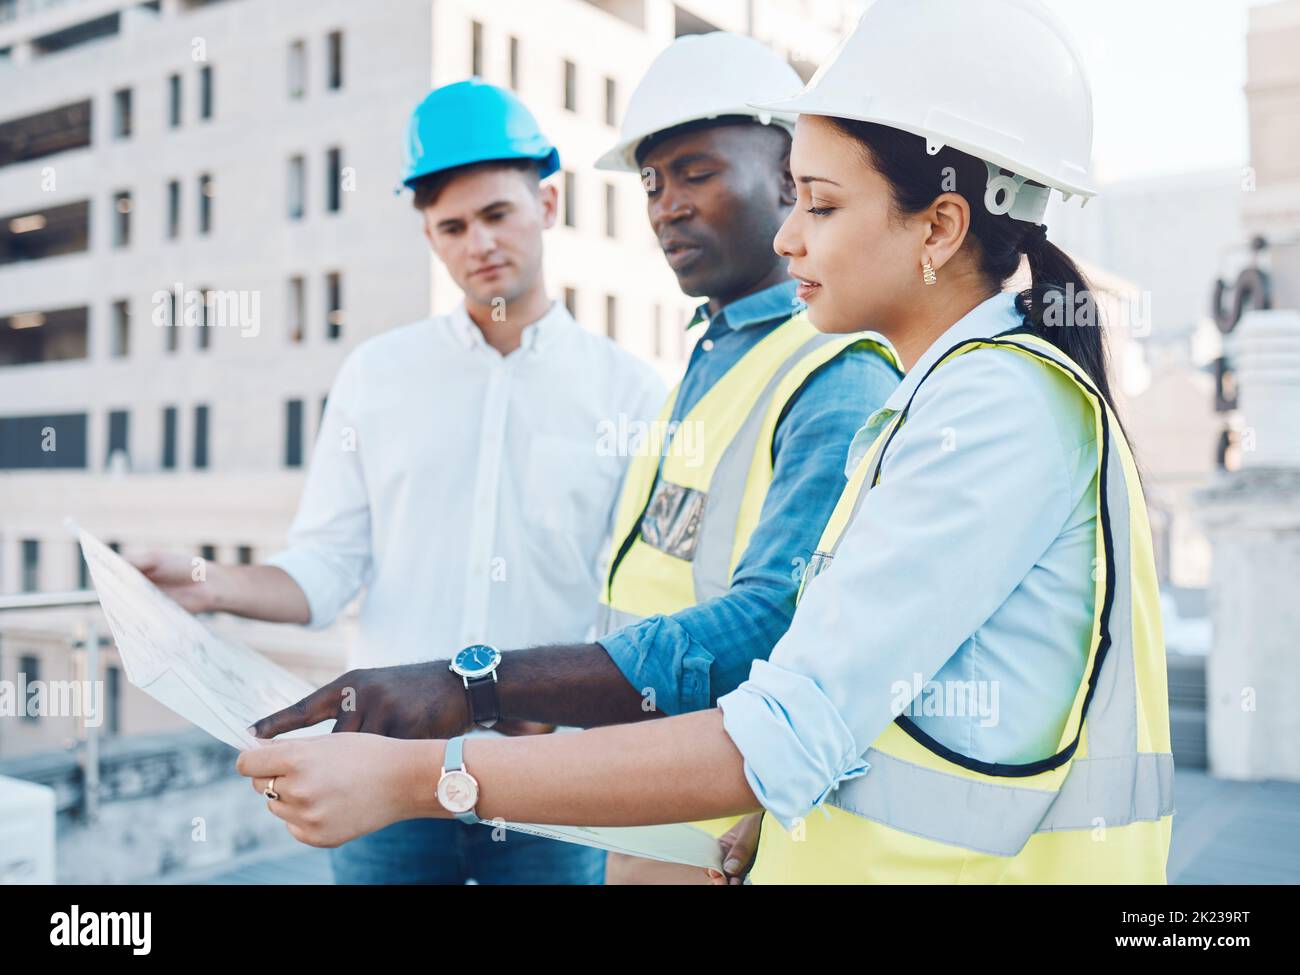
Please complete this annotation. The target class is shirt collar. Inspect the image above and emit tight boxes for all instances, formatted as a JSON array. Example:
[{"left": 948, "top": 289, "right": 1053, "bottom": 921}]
[
  {"left": 879, "top": 291, "right": 1023, "bottom": 415},
  {"left": 449, "top": 299, "right": 571, "bottom": 355},
  {"left": 845, "top": 291, "right": 1023, "bottom": 475},
  {"left": 688, "top": 279, "right": 802, "bottom": 334}
]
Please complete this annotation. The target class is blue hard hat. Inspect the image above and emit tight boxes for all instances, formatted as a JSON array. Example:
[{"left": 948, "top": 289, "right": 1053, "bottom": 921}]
[{"left": 400, "top": 78, "right": 560, "bottom": 190}]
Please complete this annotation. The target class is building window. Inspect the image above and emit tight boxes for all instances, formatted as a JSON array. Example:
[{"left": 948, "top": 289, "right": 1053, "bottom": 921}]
[
  {"left": 288, "top": 275, "right": 305, "bottom": 343},
  {"left": 112, "top": 191, "right": 131, "bottom": 247},
  {"left": 199, "top": 65, "right": 213, "bottom": 119},
  {"left": 106, "top": 665, "right": 121, "bottom": 735},
  {"left": 113, "top": 87, "right": 132, "bottom": 138},
  {"left": 563, "top": 59, "right": 576, "bottom": 111},
  {"left": 0, "top": 307, "right": 89, "bottom": 365},
  {"left": 562, "top": 170, "right": 576, "bottom": 227},
  {"left": 0, "top": 200, "right": 90, "bottom": 265},
  {"left": 325, "top": 272, "right": 342, "bottom": 340},
  {"left": 196, "top": 287, "right": 211, "bottom": 351},
  {"left": 0, "top": 414, "right": 87, "bottom": 469},
  {"left": 166, "top": 179, "right": 181, "bottom": 238},
  {"left": 168, "top": 73, "right": 182, "bottom": 127},
  {"left": 21, "top": 541, "right": 39, "bottom": 594},
  {"left": 236, "top": 545, "right": 254, "bottom": 565},
  {"left": 326, "top": 30, "right": 343, "bottom": 90},
  {"left": 604, "top": 182, "right": 616, "bottom": 238},
  {"left": 604, "top": 76, "right": 617, "bottom": 127},
  {"left": 287, "top": 155, "right": 305, "bottom": 220},
  {"left": 325, "top": 147, "right": 341, "bottom": 213},
  {"left": 285, "top": 399, "right": 303, "bottom": 468},
  {"left": 106, "top": 409, "right": 129, "bottom": 468},
  {"left": 508, "top": 36, "right": 520, "bottom": 90},
  {"left": 193, "top": 404, "right": 209, "bottom": 469},
  {"left": 164, "top": 290, "right": 178, "bottom": 352},
  {"left": 471, "top": 20, "right": 483, "bottom": 77},
  {"left": 288, "top": 39, "right": 306, "bottom": 99},
  {"left": 563, "top": 287, "right": 577, "bottom": 317},
  {"left": 111, "top": 299, "right": 129, "bottom": 357},
  {"left": 199, "top": 544, "right": 217, "bottom": 563},
  {"left": 18, "top": 657, "right": 40, "bottom": 717},
  {"left": 161, "top": 405, "right": 177, "bottom": 470},
  {"left": 605, "top": 294, "right": 617, "bottom": 340},
  {"left": 198, "top": 173, "right": 212, "bottom": 234}
]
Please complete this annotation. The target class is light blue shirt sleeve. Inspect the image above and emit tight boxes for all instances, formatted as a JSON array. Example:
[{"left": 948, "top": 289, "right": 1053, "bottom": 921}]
[{"left": 717, "top": 347, "right": 1093, "bottom": 829}]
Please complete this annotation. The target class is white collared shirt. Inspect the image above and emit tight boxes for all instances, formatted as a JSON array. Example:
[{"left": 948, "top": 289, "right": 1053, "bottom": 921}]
[{"left": 268, "top": 301, "right": 666, "bottom": 669}]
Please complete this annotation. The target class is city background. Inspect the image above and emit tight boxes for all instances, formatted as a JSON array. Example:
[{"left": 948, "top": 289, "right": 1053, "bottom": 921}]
[{"left": 1, "top": 0, "right": 1298, "bottom": 884}]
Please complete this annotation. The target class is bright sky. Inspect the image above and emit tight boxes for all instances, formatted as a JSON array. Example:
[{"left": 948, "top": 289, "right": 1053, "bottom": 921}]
[
  {"left": 1032, "top": 0, "right": 1260, "bottom": 183},
  {"left": 845, "top": 0, "right": 1265, "bottom": 184}
]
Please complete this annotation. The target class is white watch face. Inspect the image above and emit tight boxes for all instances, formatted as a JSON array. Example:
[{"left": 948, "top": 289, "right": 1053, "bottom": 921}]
[{"left": 437, "top": 769, "right": 479, "bottom": 814}]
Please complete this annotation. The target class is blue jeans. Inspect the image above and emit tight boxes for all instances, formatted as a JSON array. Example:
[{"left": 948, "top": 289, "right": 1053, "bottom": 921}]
[{"left": 329, "top": 817, "right": 606, "bottom": 885}]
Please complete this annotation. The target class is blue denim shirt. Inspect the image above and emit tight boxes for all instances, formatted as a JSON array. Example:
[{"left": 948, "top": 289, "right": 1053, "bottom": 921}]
[{"left": 599, "top": 280, "right": 901, "bottom": 715}]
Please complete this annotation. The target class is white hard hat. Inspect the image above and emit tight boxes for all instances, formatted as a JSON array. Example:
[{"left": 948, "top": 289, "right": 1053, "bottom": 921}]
[
  {"left": 596, "top": 32, "right": 804, "bottom": 173},
  {"left": 752, "top": 0, "right": 1097, "bottom": 223}
]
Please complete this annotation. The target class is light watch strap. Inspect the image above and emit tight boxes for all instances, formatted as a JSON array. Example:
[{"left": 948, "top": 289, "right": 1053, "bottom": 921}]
[{"left": 443, "top": 735, "right": 481, "bottom": 825}]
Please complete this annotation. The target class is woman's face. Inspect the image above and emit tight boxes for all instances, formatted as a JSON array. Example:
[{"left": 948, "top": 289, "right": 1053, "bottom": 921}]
[{"left": 774, "top": 115, "right": 924, "bottom": 338}]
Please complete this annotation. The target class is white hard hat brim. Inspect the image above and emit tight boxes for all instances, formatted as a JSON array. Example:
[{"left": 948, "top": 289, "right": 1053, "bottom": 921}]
[
  {"left": 750, "top": 93, "right": 1098, "bottom": 200},
  {"left": 595, "top": 110, "right": 796, "bottom": 173}
]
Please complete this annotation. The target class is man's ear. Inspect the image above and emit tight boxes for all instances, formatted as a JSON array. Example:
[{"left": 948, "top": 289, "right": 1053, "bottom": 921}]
[
  {"left": 420, "top": 212, "right": 436, "bottom": 249},
  {"left": 538, "top": 181, "right": 559, "bottom": 230},
  {"left": 779, "top": 149, "right": 797, "bottom": 207}
]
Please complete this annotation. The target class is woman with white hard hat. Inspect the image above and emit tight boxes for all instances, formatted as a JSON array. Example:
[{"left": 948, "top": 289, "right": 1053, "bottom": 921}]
[{"left": 238, "top": 0, "right": 1173, "bottom": 885}]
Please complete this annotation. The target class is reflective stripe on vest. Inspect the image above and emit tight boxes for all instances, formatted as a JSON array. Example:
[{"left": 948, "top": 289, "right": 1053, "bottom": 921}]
[
  {"left": 598, "top": 313, "right": 899, "bottom": 632},
  {"left": 774, "top": 332, "right": 1173, "bottom": 871}
]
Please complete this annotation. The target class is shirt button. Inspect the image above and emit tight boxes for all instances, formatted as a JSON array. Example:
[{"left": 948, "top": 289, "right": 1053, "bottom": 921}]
[{"left": 701, "top": 339, "right": 714, "bottom": 351}]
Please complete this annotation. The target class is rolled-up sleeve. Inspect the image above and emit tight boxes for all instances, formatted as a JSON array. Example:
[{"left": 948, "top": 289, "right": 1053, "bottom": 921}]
[
  {"left": 265, "top": 351, "right": 373, "bottom": 629},
  {"left": 601, "top": 347, "right": 900, "bottom": 715},
  {"left": 717, "top": 350, "right": 1076, "bottom": 829}
]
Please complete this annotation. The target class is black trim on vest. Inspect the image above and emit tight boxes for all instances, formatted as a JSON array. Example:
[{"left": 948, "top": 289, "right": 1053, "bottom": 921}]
[{"left": 875, "top": 329, "right": 1118, "bottom": 779}]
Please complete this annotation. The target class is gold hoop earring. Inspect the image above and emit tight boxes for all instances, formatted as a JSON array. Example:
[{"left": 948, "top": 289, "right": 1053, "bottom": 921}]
[{"left": 922, "top": 257, "right": 938, "bottom": 286}]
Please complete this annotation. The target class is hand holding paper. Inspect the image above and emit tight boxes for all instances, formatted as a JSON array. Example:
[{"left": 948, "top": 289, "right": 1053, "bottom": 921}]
[
  {"left": 73, "top": 521, "right": 333, "bottom": 749},
  {"left": 77, "top": 521, "right": 724, "bottom": 869}
]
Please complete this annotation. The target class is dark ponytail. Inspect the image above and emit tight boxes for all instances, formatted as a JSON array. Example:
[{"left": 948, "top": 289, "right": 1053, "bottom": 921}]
[{"left": 830, "top": 118, "right": 1120, "bottom": 414}]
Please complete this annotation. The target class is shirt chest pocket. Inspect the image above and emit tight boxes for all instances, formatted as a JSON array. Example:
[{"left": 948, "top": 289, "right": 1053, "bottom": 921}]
[{"left": 523, "top": 434, "right": 613, "bottom": 535}]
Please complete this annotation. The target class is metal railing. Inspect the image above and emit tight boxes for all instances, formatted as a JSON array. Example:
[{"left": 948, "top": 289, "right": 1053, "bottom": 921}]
[{"left": 0, "top": 588, "right": 103, "bottom": 819}]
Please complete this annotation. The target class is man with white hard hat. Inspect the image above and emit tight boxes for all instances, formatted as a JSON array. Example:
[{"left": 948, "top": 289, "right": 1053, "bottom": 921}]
[{"left": 251, "top": 33, "right": 901, "bottom": 884}]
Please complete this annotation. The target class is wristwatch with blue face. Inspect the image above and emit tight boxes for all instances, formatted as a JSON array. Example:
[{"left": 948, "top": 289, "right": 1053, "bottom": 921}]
[
  {"left": 436, "top": 735, "right": 481, "bottom": 825},
  {"left": 449, "top": 644, "right": 502, "bottom": 729}
]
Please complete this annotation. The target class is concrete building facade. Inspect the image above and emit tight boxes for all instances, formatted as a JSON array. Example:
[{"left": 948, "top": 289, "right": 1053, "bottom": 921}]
[{"left": 0, "top": 0, "right": 861, "bottom": 756}]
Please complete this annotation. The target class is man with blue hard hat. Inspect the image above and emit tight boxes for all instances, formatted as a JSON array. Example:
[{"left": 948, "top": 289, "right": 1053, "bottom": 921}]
[
  {"left": 133, "top": 78, "right": 664, "bottom": 885},
  {"left": 402, "top": 78, "right": 561, "bottom": 186}
]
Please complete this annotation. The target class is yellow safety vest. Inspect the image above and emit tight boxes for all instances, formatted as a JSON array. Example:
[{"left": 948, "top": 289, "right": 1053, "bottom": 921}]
[
  {"left": 750, "top": 332, "right": 1174, "bottom": 884},
  {"left": 597, "top": 312, "right": 899, "bottom": 841},
  {"left": 599, "top": 311, "right": 899, "bottom": 632}
]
